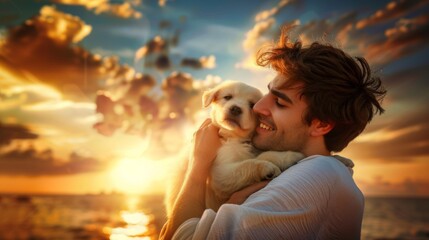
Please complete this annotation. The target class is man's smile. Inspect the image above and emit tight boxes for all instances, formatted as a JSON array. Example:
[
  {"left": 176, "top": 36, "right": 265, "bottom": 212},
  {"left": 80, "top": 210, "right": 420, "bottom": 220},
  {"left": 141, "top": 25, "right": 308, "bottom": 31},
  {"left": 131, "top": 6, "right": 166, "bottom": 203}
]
[{"left": 257, "top": 121, "right": 275, "bottom": 131}]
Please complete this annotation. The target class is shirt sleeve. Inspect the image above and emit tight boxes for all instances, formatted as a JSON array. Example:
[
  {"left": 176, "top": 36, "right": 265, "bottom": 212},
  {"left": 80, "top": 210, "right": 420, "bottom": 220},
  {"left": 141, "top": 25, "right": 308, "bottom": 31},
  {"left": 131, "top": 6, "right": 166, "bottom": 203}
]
[{"left": 173, "top": 155, "right": 363, "bottom": 240}]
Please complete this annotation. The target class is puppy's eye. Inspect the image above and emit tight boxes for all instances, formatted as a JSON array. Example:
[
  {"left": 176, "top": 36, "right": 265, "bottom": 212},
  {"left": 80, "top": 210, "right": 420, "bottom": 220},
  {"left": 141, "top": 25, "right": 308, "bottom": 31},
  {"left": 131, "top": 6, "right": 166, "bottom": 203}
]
[
  {"left": 249, "top": 102, "right": 255, "bottom": 109},
  {"left": 223, "top": 95, "right": 232, "bottom": 100}
]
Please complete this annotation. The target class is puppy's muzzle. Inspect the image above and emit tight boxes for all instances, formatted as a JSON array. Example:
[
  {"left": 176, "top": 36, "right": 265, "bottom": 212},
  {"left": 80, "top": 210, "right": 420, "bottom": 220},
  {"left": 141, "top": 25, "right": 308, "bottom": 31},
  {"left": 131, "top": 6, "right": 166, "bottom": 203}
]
[{"left": 229, "top": 105, "right": 242, "bottom": 116}]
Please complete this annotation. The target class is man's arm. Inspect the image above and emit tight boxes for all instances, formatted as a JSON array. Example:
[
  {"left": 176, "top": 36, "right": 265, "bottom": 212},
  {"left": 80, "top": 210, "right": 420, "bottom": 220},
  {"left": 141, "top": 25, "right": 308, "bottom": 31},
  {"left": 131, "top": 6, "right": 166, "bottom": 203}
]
[
  {"left": 159, "top": 119, "right": 221, "bottom": 240},
  {"left": 226, "top": 180, "right": 270, "bottom": 205}
]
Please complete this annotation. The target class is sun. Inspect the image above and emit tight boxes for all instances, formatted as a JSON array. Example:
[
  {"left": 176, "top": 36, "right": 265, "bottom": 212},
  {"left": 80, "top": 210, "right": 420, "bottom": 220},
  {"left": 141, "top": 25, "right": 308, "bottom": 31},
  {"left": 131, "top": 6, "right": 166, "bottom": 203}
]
[{"left": 109, "top": 157, "right": 169, "bottom": 194}]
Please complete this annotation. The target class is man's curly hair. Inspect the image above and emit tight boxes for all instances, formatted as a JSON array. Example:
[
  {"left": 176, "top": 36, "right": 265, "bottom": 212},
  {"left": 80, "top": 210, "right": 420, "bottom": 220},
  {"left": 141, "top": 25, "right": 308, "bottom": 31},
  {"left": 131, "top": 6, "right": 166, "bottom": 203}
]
[{"left": 257, "top": 27, "right": 387, "bottom": 152}]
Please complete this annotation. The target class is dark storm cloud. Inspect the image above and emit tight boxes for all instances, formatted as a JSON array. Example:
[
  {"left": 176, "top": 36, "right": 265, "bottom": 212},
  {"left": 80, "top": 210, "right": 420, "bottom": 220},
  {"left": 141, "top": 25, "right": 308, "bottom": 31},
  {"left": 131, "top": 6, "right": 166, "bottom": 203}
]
[
  {"left": 0, "top": 122, "right": 38, "bottom": 147},
  {"left": 0, "top": 147, "right": 109, "bottom": 176},
  {"left": 356, "top": 0, "right": 429, "bottom": 29}
]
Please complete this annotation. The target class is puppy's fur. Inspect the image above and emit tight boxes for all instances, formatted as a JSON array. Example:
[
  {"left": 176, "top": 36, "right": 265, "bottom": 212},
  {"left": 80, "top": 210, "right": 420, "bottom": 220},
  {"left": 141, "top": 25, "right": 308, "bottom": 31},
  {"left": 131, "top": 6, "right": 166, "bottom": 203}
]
[{"left": 165, "top": 81, "right": 305, "bottom": 216}]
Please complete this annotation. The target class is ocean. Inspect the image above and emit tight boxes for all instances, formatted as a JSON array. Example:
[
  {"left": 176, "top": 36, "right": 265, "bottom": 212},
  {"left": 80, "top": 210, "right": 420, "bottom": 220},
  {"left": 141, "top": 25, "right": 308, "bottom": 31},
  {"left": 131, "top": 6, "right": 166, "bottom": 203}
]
[{"left": 0, "top": 194, "right": 428, "bottom": 240}]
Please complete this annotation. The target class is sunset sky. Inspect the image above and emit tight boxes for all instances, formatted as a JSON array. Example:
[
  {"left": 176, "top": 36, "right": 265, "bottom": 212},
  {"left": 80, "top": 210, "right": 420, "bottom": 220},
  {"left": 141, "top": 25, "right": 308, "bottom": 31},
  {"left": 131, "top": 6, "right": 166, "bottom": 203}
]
[{"left": 0, "top": 0, "right": 428, "bottom": 197}]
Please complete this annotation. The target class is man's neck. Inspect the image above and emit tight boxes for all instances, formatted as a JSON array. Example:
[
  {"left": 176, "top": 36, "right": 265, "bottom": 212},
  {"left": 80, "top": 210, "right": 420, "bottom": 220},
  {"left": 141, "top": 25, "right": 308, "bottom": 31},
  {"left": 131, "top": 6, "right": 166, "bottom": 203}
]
[{"left": 301, "top": 141, "right": 331, "bottom": 157}]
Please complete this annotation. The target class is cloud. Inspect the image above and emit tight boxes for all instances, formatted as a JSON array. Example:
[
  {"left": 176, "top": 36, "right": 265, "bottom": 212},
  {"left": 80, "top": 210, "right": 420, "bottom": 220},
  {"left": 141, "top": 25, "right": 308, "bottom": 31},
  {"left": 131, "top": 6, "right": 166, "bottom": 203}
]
[
  {"left": 181, "top": 55, "right": 216, "bottom": 69},
  {"left": 135, "top": 35, "right": 173, "bottom": 71},
  {"left": 92, "top": 47, "right": 135, "bottom": 59},
  {"left": 51, "top": 0, "right": 142, "bottom": 19},
  {"left": 246, "top": 11, "right": 356, "bottom": 52},
  {"left": 241, "top": 11, "right": 363, "bottom": 62},
  {"left": 0, "top": 147, "right": 109, "bottom": 176},
  {"left": 249, "top": 8, "right": 429, "bottom": 68},
  {"left": 0, "top": 76, "right": 98, "bottom": 141},
  {"left": 94, "top": 71, "right": 192, "bottom": 133},
  {"left": 92, "top": 71, "right": 222, "bottom": 156},
  {"left": 254, "top": 0, "right": 297, "bottom": 22},
  {"left": 243, "top": 18, "right": 276, "bottom": 51},
  {"left": 135, "top": 36, "right": 168, "bottom": 60},
  {"left": 343, "top": 64, "right": 429, "bottom": 162},
  {"left": 356, "top": 0, "right": 429, "bottom": 29},
  {"left": 0, "top": 83, "right": 63, "bottom": 112},
  {"left": 365, "top": 14, "right": 429, "bottom": 65},
  {"left": 236, "top": 18, "right": 278, "bottom": 71},
  {"left": 347, "top": 121, "right": 429, "bottom": 162},
  {"left": 296, "top": 12, "right": 358, "bottom": 45},
  {"left": 237, "top": 19, "right": 303, "bottom": 71},
  {"left": 0, "top": 122, "right": 38, "bottom": 147},
  {"left": 0, "top": 6, "right": 136, "bottom": 101},
  {"left": 237, "top": 0, "right": 300, "bottom": 71}
]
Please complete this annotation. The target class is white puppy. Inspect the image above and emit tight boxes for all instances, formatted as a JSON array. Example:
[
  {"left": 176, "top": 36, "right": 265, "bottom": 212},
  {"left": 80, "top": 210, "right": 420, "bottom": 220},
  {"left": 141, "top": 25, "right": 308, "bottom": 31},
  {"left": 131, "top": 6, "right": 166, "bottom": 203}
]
[
  {"left": 165, "top": 81, "right": 305, "bottom": 215},
  {"left": 203, "top": 81, "right": 305, "bottom": 210}
]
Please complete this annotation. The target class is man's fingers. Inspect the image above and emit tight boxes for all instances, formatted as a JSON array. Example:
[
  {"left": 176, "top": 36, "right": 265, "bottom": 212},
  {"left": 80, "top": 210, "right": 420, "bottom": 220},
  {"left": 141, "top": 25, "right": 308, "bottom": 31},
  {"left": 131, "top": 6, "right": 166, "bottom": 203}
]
[{"left": 199, "top": 118, "right": 212, "bottom": 129}]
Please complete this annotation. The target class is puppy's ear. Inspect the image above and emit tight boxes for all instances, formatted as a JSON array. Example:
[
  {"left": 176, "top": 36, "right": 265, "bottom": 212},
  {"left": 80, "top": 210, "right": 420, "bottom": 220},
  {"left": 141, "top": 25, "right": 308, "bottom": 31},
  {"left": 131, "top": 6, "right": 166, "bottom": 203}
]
[{"left": 202, "top": 88, "right": 218, "bottom": 108}]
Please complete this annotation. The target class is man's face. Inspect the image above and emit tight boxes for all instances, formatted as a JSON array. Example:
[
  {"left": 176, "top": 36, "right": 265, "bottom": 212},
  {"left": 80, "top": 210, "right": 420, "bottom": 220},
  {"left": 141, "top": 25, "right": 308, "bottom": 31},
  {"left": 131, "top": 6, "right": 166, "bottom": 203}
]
[{"left": 252, "top": 75, "right": 311, "bottom": 152}]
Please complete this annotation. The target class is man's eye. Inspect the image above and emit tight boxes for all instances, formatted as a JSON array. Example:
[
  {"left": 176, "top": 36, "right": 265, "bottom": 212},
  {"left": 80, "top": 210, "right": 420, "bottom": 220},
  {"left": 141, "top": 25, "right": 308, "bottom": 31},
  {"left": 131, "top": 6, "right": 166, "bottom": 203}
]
[
  {"left": 224, "top": 95, "right": 232, "bottom": 100},
  {"left": 275, "top": 98, "right": 286, "bottom": 108}
]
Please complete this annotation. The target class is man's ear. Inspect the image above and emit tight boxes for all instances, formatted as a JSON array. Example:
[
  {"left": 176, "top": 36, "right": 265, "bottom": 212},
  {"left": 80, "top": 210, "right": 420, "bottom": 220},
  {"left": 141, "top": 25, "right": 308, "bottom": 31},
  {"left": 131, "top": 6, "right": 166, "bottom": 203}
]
[
  {"left": 310, "top": 119, "right": 334, "bottom": 137},
  {"left": 202, "top": 88, "right": 218, "bottom": 108}
]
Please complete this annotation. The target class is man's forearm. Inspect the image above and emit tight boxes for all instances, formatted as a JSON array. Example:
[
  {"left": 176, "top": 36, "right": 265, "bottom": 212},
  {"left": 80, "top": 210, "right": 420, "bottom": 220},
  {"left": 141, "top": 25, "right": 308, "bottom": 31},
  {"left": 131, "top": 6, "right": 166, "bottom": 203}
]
[
  {"left": 159, "top": 166, "right": 208, "bottom": 240},
  {"left": 160, "top": 119, "right": 220, "bottom": 239}
]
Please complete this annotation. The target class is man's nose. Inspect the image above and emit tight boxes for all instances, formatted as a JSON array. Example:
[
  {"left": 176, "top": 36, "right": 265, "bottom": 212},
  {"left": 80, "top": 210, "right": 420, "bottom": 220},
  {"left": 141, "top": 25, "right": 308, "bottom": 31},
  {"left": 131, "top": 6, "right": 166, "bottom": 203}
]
[{"left": 253, "top": 95, "right": 270, "bottom": 116}]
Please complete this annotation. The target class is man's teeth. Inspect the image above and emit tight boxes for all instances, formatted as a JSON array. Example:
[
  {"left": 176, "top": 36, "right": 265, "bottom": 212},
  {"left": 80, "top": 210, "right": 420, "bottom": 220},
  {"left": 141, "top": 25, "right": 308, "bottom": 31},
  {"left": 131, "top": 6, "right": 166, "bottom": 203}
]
[{"left": 259, "top": 123, "right": 273, "bottom": 131}]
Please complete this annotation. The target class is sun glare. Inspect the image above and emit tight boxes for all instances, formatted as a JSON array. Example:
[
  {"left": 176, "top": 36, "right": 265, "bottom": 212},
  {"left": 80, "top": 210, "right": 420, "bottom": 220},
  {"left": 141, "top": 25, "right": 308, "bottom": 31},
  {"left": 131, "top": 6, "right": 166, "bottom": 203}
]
[{"left": 109, "top": 157, "right": 169, "bottom": 194}]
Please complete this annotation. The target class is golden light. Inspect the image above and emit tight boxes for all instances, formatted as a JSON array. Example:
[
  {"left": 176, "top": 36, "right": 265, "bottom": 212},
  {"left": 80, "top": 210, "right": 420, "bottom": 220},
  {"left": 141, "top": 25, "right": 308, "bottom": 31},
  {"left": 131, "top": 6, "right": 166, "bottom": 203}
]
[
  {"left": 110, "top": 226, "right": 150, "bottom": 239},
  {"left": 109, "top": 157, "right": 169, "bottom": 194},
  {"left": 102, "top": 196, "right": 157, "bottom": 239},
  {"left": 121, "top": 211, "right": 150, "bottom": 225},
  {"left": 126, "top": 195, "right": 140, "bottom": 211}
]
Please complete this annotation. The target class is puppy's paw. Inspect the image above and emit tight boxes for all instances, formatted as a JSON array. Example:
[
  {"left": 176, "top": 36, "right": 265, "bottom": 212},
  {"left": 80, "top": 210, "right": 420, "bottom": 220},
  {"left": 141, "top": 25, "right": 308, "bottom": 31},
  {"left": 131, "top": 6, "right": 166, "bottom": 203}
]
[
  {"left": 256, "top": 151, "right": 305, "bottom": 171},
  {"left": 259, "top": 162, "right": 281, "bottom": 180}
]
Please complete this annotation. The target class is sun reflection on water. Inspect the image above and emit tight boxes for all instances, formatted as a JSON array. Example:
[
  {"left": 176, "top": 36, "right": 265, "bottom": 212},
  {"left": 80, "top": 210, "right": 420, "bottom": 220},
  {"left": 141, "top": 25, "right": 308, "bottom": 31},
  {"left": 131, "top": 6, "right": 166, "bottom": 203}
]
[
  {"left": 121, "top": 211, "right": 151, "bottom": 226},
  {"left": 103, "top": 195, "right": 158, "bottom": 240}
]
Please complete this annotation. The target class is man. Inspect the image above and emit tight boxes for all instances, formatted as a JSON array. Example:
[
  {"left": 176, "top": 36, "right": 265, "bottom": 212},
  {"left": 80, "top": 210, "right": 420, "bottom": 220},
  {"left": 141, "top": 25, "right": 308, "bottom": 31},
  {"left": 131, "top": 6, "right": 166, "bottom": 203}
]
[{"left": 160, "top": 28, "right": 386, "bottom": 240}]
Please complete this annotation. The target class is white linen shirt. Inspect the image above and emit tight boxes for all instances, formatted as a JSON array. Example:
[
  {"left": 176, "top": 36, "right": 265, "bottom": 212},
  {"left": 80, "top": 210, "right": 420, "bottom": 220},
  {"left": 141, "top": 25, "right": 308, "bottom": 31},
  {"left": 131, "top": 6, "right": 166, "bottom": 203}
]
[{"left": 172, "top": 155, "right": 364, "bottom": 240}]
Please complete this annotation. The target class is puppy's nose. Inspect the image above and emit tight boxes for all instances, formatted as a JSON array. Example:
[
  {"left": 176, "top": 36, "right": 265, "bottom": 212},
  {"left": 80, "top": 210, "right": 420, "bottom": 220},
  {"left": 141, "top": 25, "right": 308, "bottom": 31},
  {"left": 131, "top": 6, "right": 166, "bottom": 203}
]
[{"left": 230, "top": 106, "right": 242, "bottom": 116}]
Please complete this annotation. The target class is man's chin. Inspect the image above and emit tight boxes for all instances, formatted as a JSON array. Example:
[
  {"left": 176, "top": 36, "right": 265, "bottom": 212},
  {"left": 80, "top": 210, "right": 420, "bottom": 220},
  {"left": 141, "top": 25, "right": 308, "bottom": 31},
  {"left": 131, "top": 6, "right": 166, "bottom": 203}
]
[{"left": 251, "top": 136, "right": 270, "bottom": 151}]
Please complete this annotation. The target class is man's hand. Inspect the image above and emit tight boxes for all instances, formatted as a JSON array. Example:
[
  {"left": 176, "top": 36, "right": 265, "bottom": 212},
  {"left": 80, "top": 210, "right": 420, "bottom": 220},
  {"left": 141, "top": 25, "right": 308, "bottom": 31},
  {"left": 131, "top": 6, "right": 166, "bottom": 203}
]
[
  {"left": 226, "top": 180, "right": 271, "bottom": 205},
  {"left": 190, "top": 119, "right": 222, "bottom": 175}
]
